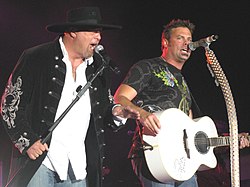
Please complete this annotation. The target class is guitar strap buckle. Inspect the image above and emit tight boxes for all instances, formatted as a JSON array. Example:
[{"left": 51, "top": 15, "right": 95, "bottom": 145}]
[{"left": 142, "top": 141, "right": 154, "bottom": 151}]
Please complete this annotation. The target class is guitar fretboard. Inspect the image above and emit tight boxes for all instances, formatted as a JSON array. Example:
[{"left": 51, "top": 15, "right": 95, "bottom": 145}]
[{"left": 209, "top": 135, "right": 250, "bottom": 147}]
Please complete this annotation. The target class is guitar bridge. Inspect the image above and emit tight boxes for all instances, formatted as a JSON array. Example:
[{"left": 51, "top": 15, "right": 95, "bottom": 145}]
[{"left": 183, "top": 129, "right": 190, "bottom": 159}]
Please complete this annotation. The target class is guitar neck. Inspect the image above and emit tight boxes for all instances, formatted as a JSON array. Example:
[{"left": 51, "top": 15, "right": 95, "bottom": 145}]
[{"left": 209, "top": 135, "right": 250, "bottom": 147}]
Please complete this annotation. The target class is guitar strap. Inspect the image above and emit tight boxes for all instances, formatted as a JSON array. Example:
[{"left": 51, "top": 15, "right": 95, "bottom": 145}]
[{"left": 190, "top": 91, "right": 203, "bottom": 118}]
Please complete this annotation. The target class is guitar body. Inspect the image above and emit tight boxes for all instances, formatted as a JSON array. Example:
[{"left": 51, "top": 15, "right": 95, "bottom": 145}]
[{"left": 143, "top": 108, "right": 218, "bottom": 183}]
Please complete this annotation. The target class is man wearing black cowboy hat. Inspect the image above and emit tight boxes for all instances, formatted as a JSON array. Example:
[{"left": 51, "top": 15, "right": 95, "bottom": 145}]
[{"left": 1, "top": 6, "right": 139, "bottom": 187}]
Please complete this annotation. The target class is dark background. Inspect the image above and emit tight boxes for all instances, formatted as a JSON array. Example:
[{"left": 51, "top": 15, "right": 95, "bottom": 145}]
[{"left": 0, "top": 0, "right": 250, "bottom": 186}]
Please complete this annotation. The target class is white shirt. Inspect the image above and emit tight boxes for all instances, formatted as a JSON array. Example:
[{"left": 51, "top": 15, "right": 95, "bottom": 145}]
[{"left": 42, "top": 37, "right": 92, "bottom": 180}]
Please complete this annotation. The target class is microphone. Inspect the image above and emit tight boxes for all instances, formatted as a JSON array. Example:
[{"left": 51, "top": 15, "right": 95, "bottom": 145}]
[
  {"left": 189, "top": 35, "right": 218, "bottom": 51},
  {"left": 94, "top": 45, "right": 121, "bottom": 74}
]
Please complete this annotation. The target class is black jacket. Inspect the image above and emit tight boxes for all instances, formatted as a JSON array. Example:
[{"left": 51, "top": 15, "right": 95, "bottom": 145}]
[{"left": 1, "top": 37, "right": 116, "bottom": 187}]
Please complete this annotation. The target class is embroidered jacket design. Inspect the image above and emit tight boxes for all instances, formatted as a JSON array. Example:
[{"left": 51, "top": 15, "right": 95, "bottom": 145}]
[
  {"left": 1, "top": 76, "right": 23, "bottom": 129},
  {"left": 14, "top": 135, "right": 30, "bottom": 153},
  {"left": 108, "top": 88, "right": 114, "bottom": 104}
]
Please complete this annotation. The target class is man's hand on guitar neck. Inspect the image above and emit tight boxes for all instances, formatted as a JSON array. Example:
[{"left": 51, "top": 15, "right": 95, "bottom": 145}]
[{"left": 239, "top": 132, "right": 250, "bottom": 149}]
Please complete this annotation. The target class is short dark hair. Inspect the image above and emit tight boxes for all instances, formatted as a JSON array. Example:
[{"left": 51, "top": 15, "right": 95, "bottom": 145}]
[{"left": 162, "top": 19, "right": 195, "bottom": 40}]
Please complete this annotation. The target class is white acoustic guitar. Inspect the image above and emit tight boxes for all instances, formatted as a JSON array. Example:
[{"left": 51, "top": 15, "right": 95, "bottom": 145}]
[{"left": 143, "top": 108, "right": 249, "bottom": 183}]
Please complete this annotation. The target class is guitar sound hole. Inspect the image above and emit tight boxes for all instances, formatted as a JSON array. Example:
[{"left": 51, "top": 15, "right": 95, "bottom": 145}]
[{"left": 195, "top": 132, "right": 210, "bottom": 154}]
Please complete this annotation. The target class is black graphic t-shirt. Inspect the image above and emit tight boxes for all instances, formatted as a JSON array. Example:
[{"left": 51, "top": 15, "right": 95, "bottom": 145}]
[
  {"left": 123, "top": 57, "right": 192, "bottom": 159},
  {"left": 123, "top": 57, "right": 191, "bottom": 114}
]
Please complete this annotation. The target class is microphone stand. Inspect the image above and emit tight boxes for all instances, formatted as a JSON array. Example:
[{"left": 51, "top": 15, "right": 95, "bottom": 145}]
[
  {"left": 42, "top": 61, "right": 107, "bottom": 143},
  {"left": 5, "top": 60, "right": 108, "bottom": 187}
]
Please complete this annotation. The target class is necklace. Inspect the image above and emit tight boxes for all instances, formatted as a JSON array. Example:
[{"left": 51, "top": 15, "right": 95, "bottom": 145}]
[{"left": 160, "top": 56, "right": 167, "bottom": 63}]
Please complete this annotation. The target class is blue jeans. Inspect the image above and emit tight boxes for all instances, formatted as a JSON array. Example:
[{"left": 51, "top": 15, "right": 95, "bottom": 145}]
[
  {"left": 27, "top": 164, "right": 87, "bottom": 187},
  {"left": 139, "top": 173, "right": 198, "bottom": 187}
]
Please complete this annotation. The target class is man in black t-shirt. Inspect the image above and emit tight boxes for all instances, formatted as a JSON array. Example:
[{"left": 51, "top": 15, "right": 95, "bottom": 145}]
[
  {"left": 114, "top": 19, "right": 198, "bottom": 187},
  {"left": 114, "top": 19, "right": 249, "bottom": 187}
]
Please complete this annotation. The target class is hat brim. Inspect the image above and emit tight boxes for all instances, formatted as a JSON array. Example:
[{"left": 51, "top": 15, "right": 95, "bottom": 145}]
[{"left": 46, "top": 22, "right": 122, "bottom": 33}]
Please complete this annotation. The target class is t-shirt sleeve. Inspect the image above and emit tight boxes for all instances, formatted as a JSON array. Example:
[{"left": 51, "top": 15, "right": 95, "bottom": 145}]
[{"left": 122, "top": 60, "right": 151, "bottom": 93}]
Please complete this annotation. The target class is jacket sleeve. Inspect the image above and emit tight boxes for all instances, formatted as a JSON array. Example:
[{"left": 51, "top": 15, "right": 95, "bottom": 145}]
[{"left": 1, "top": 51, "right": 40, "bottom": 155}]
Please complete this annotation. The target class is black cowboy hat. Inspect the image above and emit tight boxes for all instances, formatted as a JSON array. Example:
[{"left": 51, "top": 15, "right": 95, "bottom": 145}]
[{"left": 46, "top": 6, "right": 122, "bottom": 33}]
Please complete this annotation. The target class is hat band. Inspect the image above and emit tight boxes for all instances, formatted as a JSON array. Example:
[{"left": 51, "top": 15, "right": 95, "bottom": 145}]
[{"left": 69, "top": 19, "right": 100, "bottom": 25}]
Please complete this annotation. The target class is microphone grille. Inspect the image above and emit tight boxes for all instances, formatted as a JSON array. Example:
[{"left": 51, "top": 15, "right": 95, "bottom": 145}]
[
  {"left": 95, "top": 45, "right": 104, "bottom": 53},
  {"left": 188, "top": 42, "right": 196, "bottom": 51}
]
